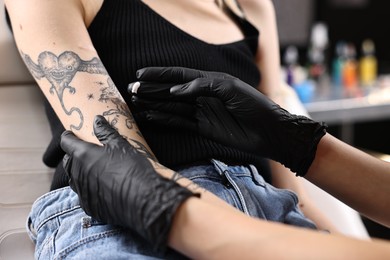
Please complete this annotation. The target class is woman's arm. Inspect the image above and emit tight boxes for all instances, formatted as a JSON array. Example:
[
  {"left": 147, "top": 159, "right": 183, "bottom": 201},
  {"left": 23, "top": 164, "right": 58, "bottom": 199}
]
[
  {"left": 5, "top": 0, "right": 240, "bottom": 211},
  {"left": 238, "top": 0, "right": 282, "bottom": 99},
  {"left": 170, "top": 196, "right": 390, "bottom": 260},
  {"left": 61, "top": 117, "right": 390, "bottom": 259},
  {"left": 306, "top": 134, "right": 390, "bottom": 227},
  {"left": 5, "top": 0, "right": 152, "bottom": 153}
]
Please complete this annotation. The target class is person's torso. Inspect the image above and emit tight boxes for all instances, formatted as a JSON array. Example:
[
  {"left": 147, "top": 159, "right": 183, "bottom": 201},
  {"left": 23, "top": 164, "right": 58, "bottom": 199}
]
[
  {"left": 86, "top": 0, "right": 271, "bottom": 180},
  {"left": 44, "top": 0, "right": 271, "bottom": 186}
]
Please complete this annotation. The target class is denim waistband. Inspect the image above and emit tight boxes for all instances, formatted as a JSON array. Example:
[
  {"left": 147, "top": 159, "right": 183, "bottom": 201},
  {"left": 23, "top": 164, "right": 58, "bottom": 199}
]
[{"left": 178, "top": 159, "right": 265, "bottom": 186}]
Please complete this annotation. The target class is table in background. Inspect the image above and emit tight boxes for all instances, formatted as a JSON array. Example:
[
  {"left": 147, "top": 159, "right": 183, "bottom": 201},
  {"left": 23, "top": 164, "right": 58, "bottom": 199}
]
[{"left": 304, "top": 85, "right": 390, "bottom": 144}]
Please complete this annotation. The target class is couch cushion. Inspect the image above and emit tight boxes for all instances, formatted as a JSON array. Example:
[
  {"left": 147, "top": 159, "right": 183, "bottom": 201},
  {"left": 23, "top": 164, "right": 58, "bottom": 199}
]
[
  {"left": 0, "top": 0, "right": 34, "bottom": 84},
  {"left": 0, "top": 84, "right": 52, "bottom": 260}
]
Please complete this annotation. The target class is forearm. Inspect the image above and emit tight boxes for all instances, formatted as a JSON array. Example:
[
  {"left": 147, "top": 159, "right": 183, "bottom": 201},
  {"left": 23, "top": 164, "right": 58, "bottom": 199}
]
[
  {"left": 169, "top": 195, "right": 390, "bottom": 259},
  {"left": 306, "top": 134, "right": 390, "bottom": 227}
]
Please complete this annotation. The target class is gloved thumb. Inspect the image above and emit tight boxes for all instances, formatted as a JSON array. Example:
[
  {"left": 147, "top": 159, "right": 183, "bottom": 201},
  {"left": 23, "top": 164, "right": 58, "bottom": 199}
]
[{"left": 93, "top": 115, "right": 124, "bottom": 146}]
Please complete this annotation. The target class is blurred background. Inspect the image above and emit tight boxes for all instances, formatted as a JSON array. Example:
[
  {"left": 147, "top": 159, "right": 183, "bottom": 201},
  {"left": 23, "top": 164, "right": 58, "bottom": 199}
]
[{"left": 272, "top": 0, "right": 390, "bottom": 240}]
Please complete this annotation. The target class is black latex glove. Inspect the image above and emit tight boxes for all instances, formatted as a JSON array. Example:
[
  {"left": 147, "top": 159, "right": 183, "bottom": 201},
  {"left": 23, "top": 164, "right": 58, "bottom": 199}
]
[
  {"left": 60, "top": 115, "right": 199, "bottom": 252},
  {"left": 129, "top": 67, "right": 327, "bottom": 176}
]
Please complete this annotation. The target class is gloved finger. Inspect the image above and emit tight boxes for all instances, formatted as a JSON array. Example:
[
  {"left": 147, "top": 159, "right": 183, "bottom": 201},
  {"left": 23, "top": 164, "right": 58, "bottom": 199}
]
[
  {"left": 62, "top": 154, "right": 76, "bottom": 191},
  {"left": 169, "top": 78, "right": 222, "bottom": 99},
  {"left": 131, "top": 96, "right": 195, "bottom": 117},
  {"left": 170, "top": 77, "right": 251, "bottom": 105},
  {"left": 136, "top": 67, "right": 206, "bottom": 83},
  {"left": 135, "top": 110, "right": 197, "bottom": 131},
  {"left": 136, "top": 67, "right": 235, "bottom": 82},
  {"left": 128, "top": 81, "right": 176, "bottom": 99},
  {"left": 60, "top": 130, "right": 94, "bottom": 156},
  {"left": 93, "top": 115, "right": 127, "bottom": 146},
  {"left": 62, "top": 154, "right": 71, "bottom": 176},
  {"left": 62, "top": 154, "right": 82, "bottom": 196}
]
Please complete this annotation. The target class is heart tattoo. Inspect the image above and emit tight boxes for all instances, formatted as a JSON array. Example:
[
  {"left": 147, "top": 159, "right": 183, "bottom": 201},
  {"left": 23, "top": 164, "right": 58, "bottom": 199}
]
[{"left": 22, "top": 51, "right": 107, "bottom": 130}]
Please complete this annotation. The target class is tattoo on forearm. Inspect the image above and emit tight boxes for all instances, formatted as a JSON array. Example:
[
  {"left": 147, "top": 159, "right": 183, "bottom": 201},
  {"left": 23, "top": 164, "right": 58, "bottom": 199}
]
[
  {"left": 96, "top": 78, "right": 146, "bottom": 149},
  {"left": 23, "top": 50, "right": 150, "bottom": 157},
  {"left": 125, "top": 137, "right": 156, "bottom": 160},
  {"left": 97, "top": 78, "right": 142, "bottom": 136},
  {"left": 186, "top": 183, "right": 208, "bottom": 193},
  {"left": 22, "top": 51, "right": 107, "bottom": 130},
  {"left": 171, "top": 171, "right": 184, "bottom": 182}
]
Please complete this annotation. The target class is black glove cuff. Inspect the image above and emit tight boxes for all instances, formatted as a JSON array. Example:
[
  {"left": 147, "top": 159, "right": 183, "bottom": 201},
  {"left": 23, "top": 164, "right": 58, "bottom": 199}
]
[
  {"left": 294, "top": 119, "right": 327, "bottom": 177},
  {"left": 135, "top": 178, "right": 201, "bottom": 253},
  {"left": 151, "top": 188, "right": 200, "bottom": 253},
  {"left": 278, "top": 114, "right": 327, "bottom": 177}
]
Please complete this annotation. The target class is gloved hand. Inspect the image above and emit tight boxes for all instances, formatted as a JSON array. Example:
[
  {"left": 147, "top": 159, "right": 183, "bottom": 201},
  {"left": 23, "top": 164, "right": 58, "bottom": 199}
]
[
  {"left": 129, "top": 67, "right": 327, "bottom": 176},
  {"left": 60, "top": 115, "right": 199, "bottom": 252}
]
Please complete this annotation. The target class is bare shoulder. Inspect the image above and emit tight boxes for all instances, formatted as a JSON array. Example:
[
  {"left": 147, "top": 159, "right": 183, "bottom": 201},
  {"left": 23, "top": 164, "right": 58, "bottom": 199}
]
[
  {"left": 5, "top": 0, "right": 83, "bottom": 10},
  {"left": 5, "top": 0, "right": 85, "bottom": 18},
  {"left": 238, "top": 0, "right": 275, "bottom": 13},
  {"left": 237, "top": 0, "right": 276, "bottom": 28}
]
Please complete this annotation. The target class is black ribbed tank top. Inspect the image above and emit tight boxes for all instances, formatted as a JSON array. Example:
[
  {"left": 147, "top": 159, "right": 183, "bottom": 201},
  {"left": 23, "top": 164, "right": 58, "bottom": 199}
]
[{"left": 46, "top": 0, "right": 272, "bottom": 189}]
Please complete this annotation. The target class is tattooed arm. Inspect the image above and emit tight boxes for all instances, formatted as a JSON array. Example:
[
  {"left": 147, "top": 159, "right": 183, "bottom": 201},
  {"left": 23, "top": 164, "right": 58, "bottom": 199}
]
[
  {"left": 5, "top": 0, "right": 233, "bottom": 208},
  {"left": 5, "top": 0, "right": 153, "bottom": 158}
]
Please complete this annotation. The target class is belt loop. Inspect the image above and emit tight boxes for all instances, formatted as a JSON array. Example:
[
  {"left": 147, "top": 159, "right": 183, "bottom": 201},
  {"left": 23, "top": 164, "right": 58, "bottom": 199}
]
[{"left": 210, "top": 159, "right": 228, "bottom": 176}]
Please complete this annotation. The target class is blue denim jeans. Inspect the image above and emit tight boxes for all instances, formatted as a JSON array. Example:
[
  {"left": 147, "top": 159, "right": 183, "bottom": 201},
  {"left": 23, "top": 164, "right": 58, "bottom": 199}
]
[{"left": 27, "top": 159, "right": 316, "bottom": 259}]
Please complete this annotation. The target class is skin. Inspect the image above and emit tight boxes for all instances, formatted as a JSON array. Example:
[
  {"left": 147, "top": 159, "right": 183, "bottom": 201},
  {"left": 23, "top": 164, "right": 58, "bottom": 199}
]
[
  {"left": 167, "top": 133, "right": 390, "bottom": 259},
  {"left": 5, "top": 0, "right": 233, "bottom": 211},
  {"left": 306, "top": 134, "right": 390, "bottom": 227},
  {"left": 6, "top": 0, "right": 333, "bottom": 228},
  {"left": 237, "top": 0, "right": 338, "bottom": 232},
  {"left": 5, "top": 0, "right": 389, "bottom": 259},
  {"left": 9, "top": 0, "right": 386, "bottom": 258},
  {"left": 168, "top": 196, "right": 390, "bottom": 260}
]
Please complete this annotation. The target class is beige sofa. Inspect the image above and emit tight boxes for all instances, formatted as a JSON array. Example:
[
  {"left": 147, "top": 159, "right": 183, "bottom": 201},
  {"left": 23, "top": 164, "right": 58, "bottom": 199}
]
[
  {"left": 0, "top": 2, "right": 52, "bottom": 259},
  {"left": 0, "top": 1, "right": 370, "bottom": 259}
]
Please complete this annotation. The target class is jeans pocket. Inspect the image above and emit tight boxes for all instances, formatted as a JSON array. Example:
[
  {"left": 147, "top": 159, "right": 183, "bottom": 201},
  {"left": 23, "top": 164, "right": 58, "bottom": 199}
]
[{"left": 35, "top": 223, "right": 58, "bottom": 260}]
